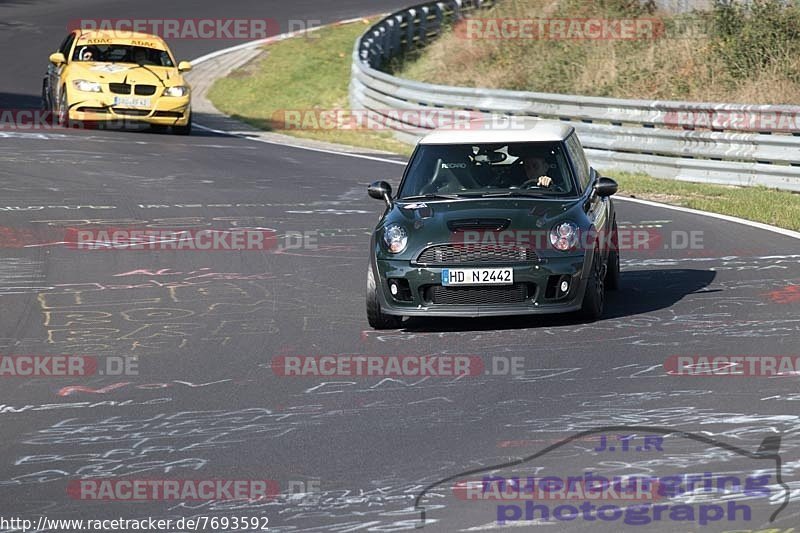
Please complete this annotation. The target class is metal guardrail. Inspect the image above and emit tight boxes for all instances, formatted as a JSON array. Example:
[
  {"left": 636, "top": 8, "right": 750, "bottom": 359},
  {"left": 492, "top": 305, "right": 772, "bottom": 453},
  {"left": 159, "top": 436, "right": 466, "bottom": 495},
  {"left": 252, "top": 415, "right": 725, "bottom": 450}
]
[{"left": 350, "top": 1, "right": 800, "bottom": 191}]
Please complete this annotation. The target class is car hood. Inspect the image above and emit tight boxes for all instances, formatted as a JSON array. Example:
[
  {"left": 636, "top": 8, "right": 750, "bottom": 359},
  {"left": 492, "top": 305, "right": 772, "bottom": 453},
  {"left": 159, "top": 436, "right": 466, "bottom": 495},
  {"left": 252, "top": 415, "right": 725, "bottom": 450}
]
[
  {"left": 392, "top": 198, "right": 582, "bottom": 229},
  {"left": 68, "top": 62, "right": 185, "bottom": 86},
  {"left": 377, "top": 198, "right": 588, "bottom": 259}
]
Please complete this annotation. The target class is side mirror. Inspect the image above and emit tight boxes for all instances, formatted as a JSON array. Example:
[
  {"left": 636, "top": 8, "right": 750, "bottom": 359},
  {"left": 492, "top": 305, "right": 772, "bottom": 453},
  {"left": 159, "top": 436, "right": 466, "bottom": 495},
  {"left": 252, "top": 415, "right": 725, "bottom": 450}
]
[
  {"left": 178, "top": 61, "right": 192, "bottom": 72},
  {"left": 49, "top": 52, "right": 66, "bottom": 66},
  {"left": 595, "top": 177, "right": 618, "bottom": 198},
  {"left": 368, "top": 180, "right": 393, "bottom": 207}
]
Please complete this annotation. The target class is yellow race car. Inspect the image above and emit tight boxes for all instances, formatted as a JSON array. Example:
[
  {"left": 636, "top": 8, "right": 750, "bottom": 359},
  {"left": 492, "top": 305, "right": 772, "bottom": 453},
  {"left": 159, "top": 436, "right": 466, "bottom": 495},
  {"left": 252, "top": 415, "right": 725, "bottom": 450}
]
[{"left": 43, "top": 29, "right": 193, "bottom": 134}]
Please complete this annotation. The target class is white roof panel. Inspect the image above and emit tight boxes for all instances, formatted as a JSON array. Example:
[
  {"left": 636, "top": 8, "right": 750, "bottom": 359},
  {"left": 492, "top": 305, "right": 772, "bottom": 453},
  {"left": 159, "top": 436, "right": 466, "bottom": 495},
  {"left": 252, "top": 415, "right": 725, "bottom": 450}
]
[{"left": 419, "top": 117, "right": 574, "bottom": 145}]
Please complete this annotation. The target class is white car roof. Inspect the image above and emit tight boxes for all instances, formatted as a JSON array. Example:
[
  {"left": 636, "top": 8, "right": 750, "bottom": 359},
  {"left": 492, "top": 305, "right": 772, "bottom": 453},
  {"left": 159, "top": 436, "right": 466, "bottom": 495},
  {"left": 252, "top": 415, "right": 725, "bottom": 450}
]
[{"left": 419, "top": 117, "right": 574, "bottom": 145}]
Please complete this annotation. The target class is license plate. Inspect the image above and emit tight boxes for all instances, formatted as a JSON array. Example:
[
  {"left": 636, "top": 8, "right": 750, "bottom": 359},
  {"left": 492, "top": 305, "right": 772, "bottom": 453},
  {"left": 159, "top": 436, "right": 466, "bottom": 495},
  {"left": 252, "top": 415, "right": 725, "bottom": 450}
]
[
  {"left": 113, "top": 96, "right": 151, "bottom": 108},
  {"left": 441, "top": 268, "right": 513, "bottom": 286}
]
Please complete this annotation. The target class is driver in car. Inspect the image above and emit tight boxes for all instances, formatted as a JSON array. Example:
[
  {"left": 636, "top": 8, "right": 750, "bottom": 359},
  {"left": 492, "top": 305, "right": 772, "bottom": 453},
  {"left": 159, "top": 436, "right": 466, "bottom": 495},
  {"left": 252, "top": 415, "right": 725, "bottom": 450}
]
[
  {"left": 522, "top": 156, "right": 555, "bottom": 188},
  {"left": 78, "top": 46, "right": 96, "bottom": 61},
  {"left": 133, "top": 48, "right": 148, "bottom": 64}
]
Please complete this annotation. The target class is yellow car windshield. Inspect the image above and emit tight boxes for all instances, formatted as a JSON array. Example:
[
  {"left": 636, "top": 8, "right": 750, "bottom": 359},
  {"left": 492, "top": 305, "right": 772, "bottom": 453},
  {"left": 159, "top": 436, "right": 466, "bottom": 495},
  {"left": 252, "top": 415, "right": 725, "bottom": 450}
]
[{"left": 72, "top": 44, "right": 173, "bottom": 67}]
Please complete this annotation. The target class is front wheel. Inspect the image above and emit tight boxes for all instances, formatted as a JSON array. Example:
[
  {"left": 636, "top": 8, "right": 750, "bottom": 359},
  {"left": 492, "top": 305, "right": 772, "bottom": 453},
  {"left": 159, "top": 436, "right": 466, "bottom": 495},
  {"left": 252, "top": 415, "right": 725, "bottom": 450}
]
[
  {"left": 605, "top": 222, "right": 621, "bottom": 291},
  {"left": 366, "top": 266, "right": 402, "bottom": 330},
  {"left": 57, "top": 88, "right": 69, "bottom": 126},
  {"left": 41, "top": 78, "right": 50, "bottom": 111},
  {"left": 579, "top": 250, "right": 605, "bottom": 321}
]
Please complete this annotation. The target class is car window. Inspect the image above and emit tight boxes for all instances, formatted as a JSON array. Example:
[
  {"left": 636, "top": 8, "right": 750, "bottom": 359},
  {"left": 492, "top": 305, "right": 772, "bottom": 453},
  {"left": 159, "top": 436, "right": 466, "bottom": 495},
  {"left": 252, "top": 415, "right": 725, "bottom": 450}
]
[
  {"left": 56, "top": 34, "right": 71, "bottom": 55},
  {"left": 566, "top": 133, "right": 591, "bottom": 191},
  {"left": 399, "top": 142, "right": 577, "bottom": 198},
  {"left": 71, "top": 44, "right": 174, "bottom": 67}
]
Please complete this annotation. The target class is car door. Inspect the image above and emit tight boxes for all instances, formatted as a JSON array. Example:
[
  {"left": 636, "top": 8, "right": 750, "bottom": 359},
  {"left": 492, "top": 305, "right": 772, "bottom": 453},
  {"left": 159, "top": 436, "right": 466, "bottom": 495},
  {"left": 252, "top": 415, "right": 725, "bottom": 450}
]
[{"left": 48, "top": 32, "right": 76, "bottom": 108}]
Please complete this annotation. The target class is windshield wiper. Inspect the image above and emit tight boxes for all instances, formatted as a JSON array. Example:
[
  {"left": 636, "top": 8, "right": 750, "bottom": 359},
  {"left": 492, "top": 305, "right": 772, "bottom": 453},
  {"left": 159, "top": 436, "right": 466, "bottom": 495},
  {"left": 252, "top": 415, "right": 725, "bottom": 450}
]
[{"left": 400, "top": 193, "right": 462, "bottom": 201}]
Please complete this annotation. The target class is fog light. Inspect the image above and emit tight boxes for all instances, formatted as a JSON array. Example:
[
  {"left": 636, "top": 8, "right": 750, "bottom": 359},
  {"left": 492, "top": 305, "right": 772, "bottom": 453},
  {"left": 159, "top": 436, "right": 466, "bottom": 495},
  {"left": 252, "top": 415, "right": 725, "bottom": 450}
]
[
  {"left": 390, "top": 282, "right": 399, "bottom": 296},
  {"left": 560, "top": 280, "right": 569, "bottom": 293}
]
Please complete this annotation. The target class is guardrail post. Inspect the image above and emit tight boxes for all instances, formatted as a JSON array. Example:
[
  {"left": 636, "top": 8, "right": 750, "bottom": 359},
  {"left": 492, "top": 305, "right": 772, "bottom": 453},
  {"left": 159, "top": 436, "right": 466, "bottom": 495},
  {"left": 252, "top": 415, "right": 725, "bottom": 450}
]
[
  {"left": 418, "top": 6, "right": 429, "bottom": 45},
  {"left": 405, "top": 8, "right": 417, "bottom": 52},
  {"left": 390, "top": 14, "right": 403, "bottom": 58}
]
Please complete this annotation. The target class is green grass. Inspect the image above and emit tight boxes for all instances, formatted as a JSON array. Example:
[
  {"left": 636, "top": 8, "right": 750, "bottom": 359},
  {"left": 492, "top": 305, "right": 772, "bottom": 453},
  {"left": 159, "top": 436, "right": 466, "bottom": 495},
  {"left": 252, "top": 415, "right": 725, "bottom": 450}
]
[
  {"left": 394, "top": 0, "right": 800, "bottom": 104},
  {"left": 208, "top": 16, "right": 800, "bottom": 232},
  {"left": 609, "top": 172, "right": 800, "bottom": 231},
  {"left": 208, "top": 19, "right": 413, "bottom": 156}
]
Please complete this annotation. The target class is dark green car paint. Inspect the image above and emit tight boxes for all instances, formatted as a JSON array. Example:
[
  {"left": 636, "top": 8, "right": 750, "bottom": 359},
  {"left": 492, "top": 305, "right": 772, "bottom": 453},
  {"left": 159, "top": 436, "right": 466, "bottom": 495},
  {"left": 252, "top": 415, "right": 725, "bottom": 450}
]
[{"left": 367, "top": 142, "right": 618, "bottom": 322}]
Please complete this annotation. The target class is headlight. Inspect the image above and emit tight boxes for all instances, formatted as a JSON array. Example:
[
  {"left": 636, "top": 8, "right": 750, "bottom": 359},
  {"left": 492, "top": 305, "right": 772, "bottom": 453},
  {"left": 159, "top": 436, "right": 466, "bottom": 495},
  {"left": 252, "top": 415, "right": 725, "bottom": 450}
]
[
  {"left": 72, "top": 80, "right": 102, "bottom": 93},
  {"left": 163, "top": 86, "right": 189, "bottom": 97},
  {"left": 383, "top": 224, "right": 408, "bottom": 254},
  {"left": 550, "top": 222, "right": 579, "bottom": 251}
]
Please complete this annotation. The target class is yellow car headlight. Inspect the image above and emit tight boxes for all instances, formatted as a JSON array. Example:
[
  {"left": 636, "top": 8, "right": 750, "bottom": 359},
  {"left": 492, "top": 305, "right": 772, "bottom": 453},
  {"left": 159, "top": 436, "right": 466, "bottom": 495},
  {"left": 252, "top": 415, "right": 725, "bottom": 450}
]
[
  {"left": 163, "top": 86, "right": 189, "bottom": 97},
  {"left": 72, "top": 80, "right": 102, "bottom": 93}
]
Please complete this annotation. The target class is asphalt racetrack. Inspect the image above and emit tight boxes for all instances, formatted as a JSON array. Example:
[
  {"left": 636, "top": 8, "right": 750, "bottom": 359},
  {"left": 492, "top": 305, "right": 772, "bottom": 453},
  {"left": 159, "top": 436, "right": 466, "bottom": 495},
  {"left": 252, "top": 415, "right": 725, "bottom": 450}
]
[{"left": 0, "top": 1, "right": 799, "bottom": 531}]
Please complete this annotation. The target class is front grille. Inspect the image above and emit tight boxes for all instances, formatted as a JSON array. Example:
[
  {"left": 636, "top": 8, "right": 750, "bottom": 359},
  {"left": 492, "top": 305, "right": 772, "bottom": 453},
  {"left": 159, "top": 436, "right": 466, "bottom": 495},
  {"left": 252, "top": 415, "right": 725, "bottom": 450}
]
[
  {"left": 109, "top": 83, "right": 131, "bottom": 94},
  {"left": 415, "top": 244, "right": 538, "bottom": 266},
  {"left": 112, "top": 108, "right": 151, "bottom": 116},
  {"left": 426, "top": 284, "right": 531, "bottom": 305},
  {"left": 134, "top": 85, "right": 157, "bottom": 95},
  {"left": 76, "top": 107, "right": 109, "bottom": 113}
]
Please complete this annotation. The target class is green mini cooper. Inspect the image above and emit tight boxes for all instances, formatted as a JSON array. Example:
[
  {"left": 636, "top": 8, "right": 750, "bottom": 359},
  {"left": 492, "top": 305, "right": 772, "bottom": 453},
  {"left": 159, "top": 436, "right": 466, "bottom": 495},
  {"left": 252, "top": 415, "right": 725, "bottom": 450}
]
[{"left": 366, "top": 118, "right": 620, "bottom": 329}]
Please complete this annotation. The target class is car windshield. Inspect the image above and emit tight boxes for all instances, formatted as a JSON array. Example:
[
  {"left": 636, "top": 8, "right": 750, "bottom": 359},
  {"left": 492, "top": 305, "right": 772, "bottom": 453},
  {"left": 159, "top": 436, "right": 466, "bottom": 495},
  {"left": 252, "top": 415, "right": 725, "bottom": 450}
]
[
  {"left": 72, "top": 44, "right": 174, "bottom": 67},
  {"left": 398, "top": 142, "right": 577, "bottom": 199}
]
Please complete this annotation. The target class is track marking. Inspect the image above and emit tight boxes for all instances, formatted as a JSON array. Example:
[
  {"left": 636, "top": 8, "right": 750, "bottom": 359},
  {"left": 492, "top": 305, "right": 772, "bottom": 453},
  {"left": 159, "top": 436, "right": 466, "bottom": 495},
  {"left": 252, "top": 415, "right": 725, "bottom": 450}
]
[
  {"left": 615, "top": 196, "right": 800, "bottom": 240},
  {"left": 193, "top": 123, "right": 407, "bottom": 166}
]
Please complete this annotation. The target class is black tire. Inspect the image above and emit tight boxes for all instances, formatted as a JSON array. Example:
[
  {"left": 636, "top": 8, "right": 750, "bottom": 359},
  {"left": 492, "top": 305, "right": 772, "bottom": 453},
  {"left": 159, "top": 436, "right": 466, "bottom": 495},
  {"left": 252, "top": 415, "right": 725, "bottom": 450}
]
[
  {"left": 579, "top": 249, "right": 605, "bottom": 321},
  {"left": 41, "top": 78, "right": 50, "bottom": 111},
  {"left": 57, "top": 88, "right": 69, "bottom": 126},
  {"left": 606, "top": 221, "right": 621, "bottom": 291},
  {"left": 366, "top": 266, "right": 402, "bottom": 330},
  {"left": 172, "top": 112, "right": 192, "bottom": 135}
]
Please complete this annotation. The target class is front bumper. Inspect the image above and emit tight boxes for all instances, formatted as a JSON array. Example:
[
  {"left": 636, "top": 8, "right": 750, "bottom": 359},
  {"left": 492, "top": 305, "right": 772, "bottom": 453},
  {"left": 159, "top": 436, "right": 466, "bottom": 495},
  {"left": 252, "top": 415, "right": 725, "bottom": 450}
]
[
  {"left": 373, "top": 252, "right": 593, "bottom": 318},
  {"left": 68, "top": 93, "right": 191, "bottom": 126}
]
